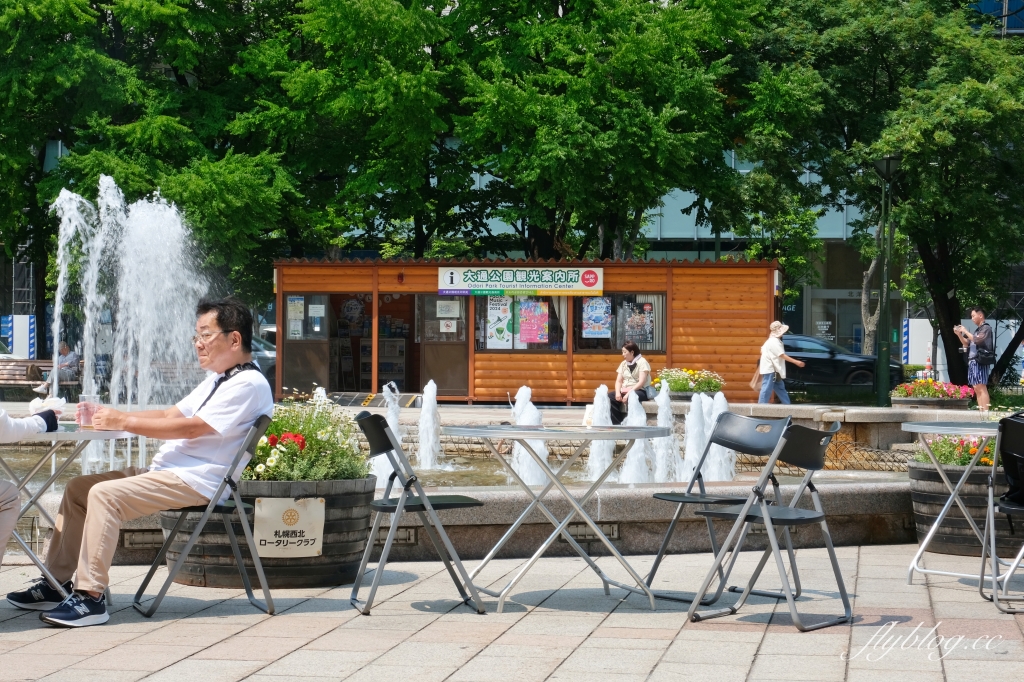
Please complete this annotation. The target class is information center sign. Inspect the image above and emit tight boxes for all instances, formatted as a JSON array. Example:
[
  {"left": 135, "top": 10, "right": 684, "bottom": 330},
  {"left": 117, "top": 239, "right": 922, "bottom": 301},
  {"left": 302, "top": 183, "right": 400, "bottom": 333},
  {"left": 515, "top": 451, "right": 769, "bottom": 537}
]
[{"left": 438, "top": 267, "right": 603, "bottom": 296}]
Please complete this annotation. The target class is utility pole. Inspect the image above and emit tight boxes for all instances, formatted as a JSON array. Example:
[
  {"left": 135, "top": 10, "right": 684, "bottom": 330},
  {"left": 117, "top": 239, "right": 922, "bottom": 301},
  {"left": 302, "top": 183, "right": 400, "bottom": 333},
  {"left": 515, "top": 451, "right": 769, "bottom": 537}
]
[{"left": 874, "top": 155, "right": 901, "bottom": 406}]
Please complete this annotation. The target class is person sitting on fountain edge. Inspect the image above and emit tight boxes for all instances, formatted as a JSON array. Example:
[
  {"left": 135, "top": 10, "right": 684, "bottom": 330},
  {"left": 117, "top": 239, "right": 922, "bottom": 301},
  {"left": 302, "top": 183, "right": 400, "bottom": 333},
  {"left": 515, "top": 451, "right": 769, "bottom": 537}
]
[{"left": 6, "top": 298, "right": 273, "bottom": 628}]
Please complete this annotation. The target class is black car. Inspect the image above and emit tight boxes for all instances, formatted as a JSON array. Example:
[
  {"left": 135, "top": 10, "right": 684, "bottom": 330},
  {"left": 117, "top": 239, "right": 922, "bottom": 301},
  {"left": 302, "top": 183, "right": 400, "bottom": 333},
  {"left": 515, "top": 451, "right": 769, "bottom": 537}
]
[{"left": 781, "top": 334, "right": 903, "bottom": 389}]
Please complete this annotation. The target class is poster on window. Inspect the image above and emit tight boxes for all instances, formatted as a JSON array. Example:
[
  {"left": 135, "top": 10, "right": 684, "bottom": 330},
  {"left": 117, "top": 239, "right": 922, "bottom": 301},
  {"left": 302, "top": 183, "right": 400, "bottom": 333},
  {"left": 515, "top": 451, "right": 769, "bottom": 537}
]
[
  {"left": 486, "top": 296, "right": 513, "bottom": 349},
  {"left": 518, "top": 300, "right": 549, "bottom": 343},
  {"left": 287, "top": 296, "right": 304, "bottom": 320},
  {"left": 624, "top": 302, "right": 654, "bottom": 345},
  {"left": 581, "top": 297, "right": 612, "bottom": 338}
]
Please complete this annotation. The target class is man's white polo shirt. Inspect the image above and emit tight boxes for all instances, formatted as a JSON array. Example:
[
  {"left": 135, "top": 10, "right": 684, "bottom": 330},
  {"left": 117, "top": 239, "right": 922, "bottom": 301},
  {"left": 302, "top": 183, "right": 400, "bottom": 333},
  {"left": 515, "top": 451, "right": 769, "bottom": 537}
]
[{"left": 149, "top": 369, "right": 273, "bottom": 502}]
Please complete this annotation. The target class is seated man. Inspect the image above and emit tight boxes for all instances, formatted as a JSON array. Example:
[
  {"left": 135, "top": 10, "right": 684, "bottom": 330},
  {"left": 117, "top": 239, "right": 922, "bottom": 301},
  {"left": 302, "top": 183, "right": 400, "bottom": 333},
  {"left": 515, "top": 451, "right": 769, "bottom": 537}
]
[
  {"left": 7, "top": 298, "right": 272, "bottom": 627},
  {"left": 1, "top": 409, "right": 60, "bottom": 567},
  {"left": 34, "top": 341, "right": 80, "bottom": 395}
]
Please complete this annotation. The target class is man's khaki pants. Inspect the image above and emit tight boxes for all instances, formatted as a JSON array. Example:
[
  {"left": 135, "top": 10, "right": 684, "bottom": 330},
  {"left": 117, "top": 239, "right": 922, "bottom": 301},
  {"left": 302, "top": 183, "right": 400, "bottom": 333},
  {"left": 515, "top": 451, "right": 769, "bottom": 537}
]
[
  {"left": 1, "top": 480, "right": 20, "bottom": 568},
  {"left": 45, "top": 468, "right": 208, "bottom": 593}
]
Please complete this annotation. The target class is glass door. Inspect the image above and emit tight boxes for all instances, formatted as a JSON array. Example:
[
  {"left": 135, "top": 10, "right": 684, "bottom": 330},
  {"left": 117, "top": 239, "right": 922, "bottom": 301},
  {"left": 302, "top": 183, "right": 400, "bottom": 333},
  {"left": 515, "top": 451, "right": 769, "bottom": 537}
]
[{"left": 417, "top": 295, "right": 468, "bottom": 396}]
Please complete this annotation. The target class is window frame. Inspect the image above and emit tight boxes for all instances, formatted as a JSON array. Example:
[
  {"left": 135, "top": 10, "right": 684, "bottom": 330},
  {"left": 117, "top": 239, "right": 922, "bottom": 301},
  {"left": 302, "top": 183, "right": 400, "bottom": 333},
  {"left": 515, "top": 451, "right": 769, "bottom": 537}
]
[
  {"left": 572, "top": 292, "right": 668, "bottom": 354},
  {"left": 473, "top": 294, "right": 567, "bottom": 354}
]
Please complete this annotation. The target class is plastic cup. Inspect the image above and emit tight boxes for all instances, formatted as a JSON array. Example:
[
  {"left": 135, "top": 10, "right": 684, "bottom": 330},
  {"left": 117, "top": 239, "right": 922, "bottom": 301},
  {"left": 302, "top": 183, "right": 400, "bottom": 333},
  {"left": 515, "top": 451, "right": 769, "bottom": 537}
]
[{"left": 78, "top": 394, "right": 100, "bottom": 428}]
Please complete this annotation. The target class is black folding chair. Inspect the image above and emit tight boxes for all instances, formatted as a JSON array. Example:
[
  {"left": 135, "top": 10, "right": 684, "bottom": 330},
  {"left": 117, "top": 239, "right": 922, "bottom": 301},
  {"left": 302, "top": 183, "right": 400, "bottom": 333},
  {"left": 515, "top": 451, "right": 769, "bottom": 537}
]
[
  {"left": 352, "top": 412, "right": 485, "bottom": 615},
  {"left": 646, "top": 413, "right": 791, "bottom": 604},
  {"left": 979, "top": 413, "right": 1024, "bottom": 613},
  {"left": 133, "top": 414, "right": 274, "bottom": 617},
  {"left": 685, "top": 422, "right": 852, "bottom": 631}
]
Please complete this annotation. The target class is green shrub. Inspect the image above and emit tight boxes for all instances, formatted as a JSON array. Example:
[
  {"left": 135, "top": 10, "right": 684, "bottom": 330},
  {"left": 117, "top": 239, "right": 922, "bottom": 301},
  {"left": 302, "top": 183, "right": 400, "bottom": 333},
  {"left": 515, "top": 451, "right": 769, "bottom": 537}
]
[{"left": 903, "top": 365, "right": 924, "bottom": 381}]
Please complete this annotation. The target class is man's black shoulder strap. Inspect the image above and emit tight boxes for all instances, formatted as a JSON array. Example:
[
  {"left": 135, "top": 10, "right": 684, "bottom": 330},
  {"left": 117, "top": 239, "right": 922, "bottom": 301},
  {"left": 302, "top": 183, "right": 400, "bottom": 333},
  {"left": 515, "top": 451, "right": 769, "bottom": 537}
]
[{"left": 196, "top": 361, "right": 261, "bottom": 414}]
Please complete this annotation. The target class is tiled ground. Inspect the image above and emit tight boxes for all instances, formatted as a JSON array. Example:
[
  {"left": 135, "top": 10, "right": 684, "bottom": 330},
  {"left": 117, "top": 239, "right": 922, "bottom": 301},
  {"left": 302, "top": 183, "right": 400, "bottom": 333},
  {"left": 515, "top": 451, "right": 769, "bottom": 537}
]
[{"left": 2, "top": 545, "right": 1023, "bottom": 681}]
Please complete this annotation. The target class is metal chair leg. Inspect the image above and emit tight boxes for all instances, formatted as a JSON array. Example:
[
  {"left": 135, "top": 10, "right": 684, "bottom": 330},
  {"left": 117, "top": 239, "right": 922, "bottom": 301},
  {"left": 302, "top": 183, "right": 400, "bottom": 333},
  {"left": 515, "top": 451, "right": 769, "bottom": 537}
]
[
  {"left": 134, "top": 509, "right": 213, "bottom": 618},
  {"left": 416, "top": 511, "right": 472, "bottom": 605},
  {"left": 417, "top": 502, "right": 486, "bottom": 614},
  {"left": 353, "top": 491, "right": 408, "bottom": 614},
  {"left": 759, "top": 508, "right": 850, "bottom": 631},
  {"left": 231, "top": 490, "right": 274, "bottom": 614},
  {"left": 350, "top": 510, "right": 386, "bottom": 608},
  {"left": 133, "top": 511, "right": 189, "bottom": 615},
  {"left": 223, "top": 509, "right": 273, "bottom": 615}
]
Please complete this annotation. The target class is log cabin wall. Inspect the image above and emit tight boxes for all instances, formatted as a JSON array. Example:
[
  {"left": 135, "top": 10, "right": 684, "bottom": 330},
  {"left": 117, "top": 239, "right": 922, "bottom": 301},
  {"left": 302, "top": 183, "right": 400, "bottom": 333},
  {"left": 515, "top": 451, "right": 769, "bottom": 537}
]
[{"left": 275, "top": 259, "right": 775, "bottom": 403}]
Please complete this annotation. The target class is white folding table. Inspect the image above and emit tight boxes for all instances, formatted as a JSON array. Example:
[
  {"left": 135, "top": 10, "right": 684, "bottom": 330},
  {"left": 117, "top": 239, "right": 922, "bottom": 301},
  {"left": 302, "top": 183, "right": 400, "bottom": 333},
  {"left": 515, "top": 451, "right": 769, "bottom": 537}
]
[
  {"left": 0, "top": 424, "right": 131, "bottom": 598},
  {"left": 902, "top": 420, "right": 1001, "bottom": 584},
  {"left": 440, "top": 424, "right": 669, "bottom": 612}
]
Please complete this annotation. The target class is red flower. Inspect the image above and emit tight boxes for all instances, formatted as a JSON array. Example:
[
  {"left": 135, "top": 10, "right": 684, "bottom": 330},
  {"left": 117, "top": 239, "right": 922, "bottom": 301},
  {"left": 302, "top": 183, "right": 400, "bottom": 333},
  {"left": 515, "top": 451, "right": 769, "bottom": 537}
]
[
  {"left": 267, "top": 435, "right": 278, "bottom": 447},
  {"left": 280, "top": 433, "right": 306, "bottom": 450}
]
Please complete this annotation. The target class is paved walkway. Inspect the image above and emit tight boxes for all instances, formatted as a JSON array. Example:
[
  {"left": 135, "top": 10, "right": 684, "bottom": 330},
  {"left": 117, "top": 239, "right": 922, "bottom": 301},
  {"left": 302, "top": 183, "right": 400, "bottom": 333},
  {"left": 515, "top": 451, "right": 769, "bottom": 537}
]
[{"left": 1, "top": 545, "right": 1022, "bottom": 681}]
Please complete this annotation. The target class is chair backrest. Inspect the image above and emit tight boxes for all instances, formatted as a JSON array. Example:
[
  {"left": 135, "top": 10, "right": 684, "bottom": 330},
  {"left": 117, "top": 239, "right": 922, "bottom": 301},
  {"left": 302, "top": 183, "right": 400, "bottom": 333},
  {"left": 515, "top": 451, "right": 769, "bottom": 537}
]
[
  {"left": 775, "top": 421, "right": 840, "bottom": 471},
  {"left": 999, "top": 412, "right": 1024, "bottom": 461},
  {"left": 708, "top": 412, "right": 790, "bottom": 456},
  {"left": 244, "top": 414, "right": 273, "bottom": 456},
  {"left": 355, "top": 411, "right": 395, "bottom": 457},
  {"left": 226, "top": 413, "right": 273, "bottom": 481}
]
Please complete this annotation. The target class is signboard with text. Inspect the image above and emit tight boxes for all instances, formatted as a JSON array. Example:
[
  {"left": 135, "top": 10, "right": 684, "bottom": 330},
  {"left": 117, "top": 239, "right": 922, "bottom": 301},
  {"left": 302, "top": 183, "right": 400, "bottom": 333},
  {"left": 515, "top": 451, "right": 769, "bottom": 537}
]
[
  {"left": 254, "top": 497, "right": 325, "bottom": 558},
  {"left": 438, "top": 267, "right": 603, "bottom": 296}
]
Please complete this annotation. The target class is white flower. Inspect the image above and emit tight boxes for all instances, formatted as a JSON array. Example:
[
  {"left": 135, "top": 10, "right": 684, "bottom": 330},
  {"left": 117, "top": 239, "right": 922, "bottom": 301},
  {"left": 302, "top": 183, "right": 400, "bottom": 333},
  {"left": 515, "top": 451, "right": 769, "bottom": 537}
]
[
  {"left": 258, "top": 436, "right": 268, "bottom": 446},
  {"left": 255, "top": 463, "right": 266, "bottom": 473},
  {"left": 272, "top": 447, "right": 282, "bottom": 457},
  {"left": 267, "top": 456, "right": 278, "bottom": 467}
]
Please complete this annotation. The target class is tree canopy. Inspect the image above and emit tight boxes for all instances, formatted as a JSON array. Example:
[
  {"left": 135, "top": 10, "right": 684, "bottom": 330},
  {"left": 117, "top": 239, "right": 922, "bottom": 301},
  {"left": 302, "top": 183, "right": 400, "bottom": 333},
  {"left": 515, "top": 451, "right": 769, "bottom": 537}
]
[{"left": 3, "top": 0, "right": 1024, "bottom": 384}]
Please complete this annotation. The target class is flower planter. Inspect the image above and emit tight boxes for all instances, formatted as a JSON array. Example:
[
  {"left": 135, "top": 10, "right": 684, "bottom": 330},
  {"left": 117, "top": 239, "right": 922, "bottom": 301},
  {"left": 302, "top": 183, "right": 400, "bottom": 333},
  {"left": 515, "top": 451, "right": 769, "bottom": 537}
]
[
  {"left": 161, "top": 476, "right": 376, "bottom": 589},
  {"left": 908, "top": 461, "right": 1014, "bottom": 556},
  {"left": 668, "top": 391, "right": 695, "bottom": 401},
  {"left": 891, "top": 397, "right": 971, "bottom": 409}
]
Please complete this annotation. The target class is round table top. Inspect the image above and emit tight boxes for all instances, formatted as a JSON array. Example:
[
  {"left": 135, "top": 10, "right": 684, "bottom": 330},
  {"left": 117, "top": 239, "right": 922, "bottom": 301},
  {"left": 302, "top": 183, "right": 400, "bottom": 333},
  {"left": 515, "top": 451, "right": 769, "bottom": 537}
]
[
  {"left": 19, "top": 423, "right": 133, "bottom": 442},
  {"left": 440, "top": 424, "right": 671, "bottom": 440},
  {"left": 901, "top": 421, "right": 999, "bottom": 436}
]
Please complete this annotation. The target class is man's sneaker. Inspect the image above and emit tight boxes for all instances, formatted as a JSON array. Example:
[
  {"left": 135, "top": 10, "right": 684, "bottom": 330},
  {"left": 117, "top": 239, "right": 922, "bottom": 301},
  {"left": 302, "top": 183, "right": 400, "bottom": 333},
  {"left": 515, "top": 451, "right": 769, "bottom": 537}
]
[
  {"left": 6, "top": 578, "right": 73, "bottom": 611},
  {"left": 39, "top": 592, "right": 108, "bottom": 628},
  {"left": 32, "top": 381, "right": 50, "bottom": 394}
]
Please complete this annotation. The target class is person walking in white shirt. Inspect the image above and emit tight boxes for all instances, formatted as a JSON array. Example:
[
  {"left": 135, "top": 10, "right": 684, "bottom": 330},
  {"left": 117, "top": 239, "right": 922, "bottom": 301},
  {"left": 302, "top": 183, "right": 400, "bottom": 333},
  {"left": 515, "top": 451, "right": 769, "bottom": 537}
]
[
  {"left": 6, "top": 298, "right": 272, "bottom": 628},
  {"left": 758, "top": 321, "right": 805, "bottom": 404}
]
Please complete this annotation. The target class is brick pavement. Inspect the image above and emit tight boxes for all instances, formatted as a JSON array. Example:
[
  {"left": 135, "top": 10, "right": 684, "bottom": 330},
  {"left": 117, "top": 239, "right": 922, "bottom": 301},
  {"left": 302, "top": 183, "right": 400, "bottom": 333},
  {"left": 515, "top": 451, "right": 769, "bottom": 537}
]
[{"left": 1, "top": 545, "right": 1023, "bottom": 681}]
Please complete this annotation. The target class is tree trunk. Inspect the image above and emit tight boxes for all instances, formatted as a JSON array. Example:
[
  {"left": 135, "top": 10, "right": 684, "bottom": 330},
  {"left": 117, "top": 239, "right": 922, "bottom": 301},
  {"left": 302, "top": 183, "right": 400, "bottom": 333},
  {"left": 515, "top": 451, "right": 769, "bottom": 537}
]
[
  {"left": 413, "top": 214, "right": 425, "bottom": 259},
  {"left": 527, "top": 213, "right": 559, "bottom": 259},
  {"left": 860, "top": 254, "right": 881, "bottom": 356},
  {"left": 611, "top": 213, "right": 625, "bottom": 260},
  {"left": 914, "top": 235, "right": 968, "bottom": 384},
  {"left": 34, "top": 255, "right": 48, "bottom": 358},
  {"left": 622, "top": 209, "right": 643, "bottom": 261}
]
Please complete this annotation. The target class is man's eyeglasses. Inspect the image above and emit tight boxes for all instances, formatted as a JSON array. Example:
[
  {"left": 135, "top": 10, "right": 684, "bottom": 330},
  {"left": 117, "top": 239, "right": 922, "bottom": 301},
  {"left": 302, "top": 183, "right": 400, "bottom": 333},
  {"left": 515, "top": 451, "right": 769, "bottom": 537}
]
[{"left": 191, "top": 330, "right": 231, "bottom": 345}]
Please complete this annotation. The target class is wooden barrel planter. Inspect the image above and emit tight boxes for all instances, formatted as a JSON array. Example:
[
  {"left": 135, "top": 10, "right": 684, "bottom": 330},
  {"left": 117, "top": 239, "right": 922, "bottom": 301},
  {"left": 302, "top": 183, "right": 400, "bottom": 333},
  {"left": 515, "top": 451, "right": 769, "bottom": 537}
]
[
  {"left": 908, "top": 461, "right": 1015, "bottom": 556},
  {"left": 891, "top": 397, "right": 971, "bottom": 409},
  {"left": 160, "top": 476, "right": 376, "bottom": 589}
]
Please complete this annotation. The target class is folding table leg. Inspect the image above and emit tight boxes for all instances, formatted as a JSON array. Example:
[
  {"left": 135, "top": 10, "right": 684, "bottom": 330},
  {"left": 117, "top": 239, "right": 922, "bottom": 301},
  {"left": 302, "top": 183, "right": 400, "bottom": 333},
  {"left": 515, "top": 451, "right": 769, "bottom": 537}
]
[
  {"left": 471, "top": 439, "right": 608, "bottom": 596},
  {"left": 909, "top": 434, "right": 995, "bottom": 584},
  {"left": 502, "top": 439, "right": 656, "bottom": 612},
  {"left": 11, "top": 532, "right": 69, "bottom": 599}
]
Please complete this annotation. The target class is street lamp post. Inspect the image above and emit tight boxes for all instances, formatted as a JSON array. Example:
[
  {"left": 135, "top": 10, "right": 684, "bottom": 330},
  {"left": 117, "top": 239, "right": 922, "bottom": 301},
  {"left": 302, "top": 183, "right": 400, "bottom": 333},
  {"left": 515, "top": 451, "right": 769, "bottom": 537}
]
[{"left": 873, "top": 155, "right": 901, "bottom": 407}]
